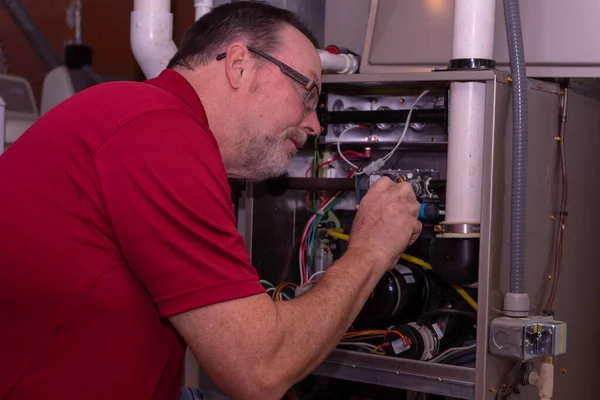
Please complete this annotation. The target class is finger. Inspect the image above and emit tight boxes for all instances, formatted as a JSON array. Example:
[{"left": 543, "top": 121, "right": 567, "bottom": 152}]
[
  {"left": 408, "top": 222, "right": 423, "bottom": 246},
  {"left": 396, "top": 182, "right": 418, "bottom": 202},
  {"left": 410, "top": 201, "right": 420, "bottom": 218},
  {"left": 372, "top": 176, "right": 395, "bottom": 189}
]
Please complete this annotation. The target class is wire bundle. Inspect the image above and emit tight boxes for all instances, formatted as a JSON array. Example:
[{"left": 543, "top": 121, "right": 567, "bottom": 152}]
[
  {"left": 299, "top": 193, "right": 347, "bottom": 286},
  {"left": 339, "top": 329, "right": 412, "bottom": 355},
  {"left": 299, "top": 148, "right": 367, "bottom": 286}
]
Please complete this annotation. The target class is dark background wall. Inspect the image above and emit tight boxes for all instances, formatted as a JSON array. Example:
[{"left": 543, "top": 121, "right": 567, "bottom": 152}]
[{"left": 0, "top": 0, "right": 196, "bottom": 106}]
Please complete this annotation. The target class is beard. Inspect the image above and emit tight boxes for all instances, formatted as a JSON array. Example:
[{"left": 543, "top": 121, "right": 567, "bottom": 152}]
[{"left": 232, "top": 127, "right": 307, "bottom": 181}]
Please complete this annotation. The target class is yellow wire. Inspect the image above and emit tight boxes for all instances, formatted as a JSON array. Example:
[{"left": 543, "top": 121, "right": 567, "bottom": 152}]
[
  {"left": 326, "top": 229, "right": 478, "bottom": 311},
  {"left": 327, "top": 230, "right": 349, "bottom": 241}
]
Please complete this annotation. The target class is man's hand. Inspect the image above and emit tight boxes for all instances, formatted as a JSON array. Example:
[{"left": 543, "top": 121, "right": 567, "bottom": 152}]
[{"left": 347, "top": 177, "right": 422, "bottom": 272}]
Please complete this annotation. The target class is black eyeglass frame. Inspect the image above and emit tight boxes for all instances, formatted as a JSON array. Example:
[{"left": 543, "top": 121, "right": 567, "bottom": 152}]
[{"left": 216, "top": 46, "right": 320, "bottom": 113}]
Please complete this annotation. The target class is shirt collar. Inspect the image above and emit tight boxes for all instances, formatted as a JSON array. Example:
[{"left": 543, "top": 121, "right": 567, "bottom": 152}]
[{"left": 144, "top": 69, "right": 209, "bottom": 124}]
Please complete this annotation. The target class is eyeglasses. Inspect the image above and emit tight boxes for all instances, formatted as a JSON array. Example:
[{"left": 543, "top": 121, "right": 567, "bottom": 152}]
[{"left": 216, "top": 46, "right": 320, "bottom": 115}]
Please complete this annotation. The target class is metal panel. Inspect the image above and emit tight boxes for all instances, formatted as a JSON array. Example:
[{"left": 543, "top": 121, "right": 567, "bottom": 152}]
[
  {"left": 313, "top": 349, "right": 476, "bottom": 399},
  {"left": 480, "top": 84, "right": 600, "bottom": 399},
  {"left": 324, "top": 0, "right": 370, "bottom": 54},
  {"left": 332, "top": 0, "right": 600, "bottom": 77},
  {"left": 474, "top": 71, "right": 511, "bottom": 400},
  {"left": 480, "top": 80, "right": 562, "bottom": 399}
]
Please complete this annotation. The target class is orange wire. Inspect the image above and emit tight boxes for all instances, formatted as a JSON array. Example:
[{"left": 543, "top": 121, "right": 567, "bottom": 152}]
[
  {"left": 274, "top": 282, "right": 297, "bottom": 302},
  {"left": 343, "top": 329, "right": 411, "bottom": 346}
]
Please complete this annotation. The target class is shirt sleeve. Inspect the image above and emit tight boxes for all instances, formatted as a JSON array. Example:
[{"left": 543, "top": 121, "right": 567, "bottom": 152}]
[{"left": 93, "top": 109, "right": 265, "bottom": 318}]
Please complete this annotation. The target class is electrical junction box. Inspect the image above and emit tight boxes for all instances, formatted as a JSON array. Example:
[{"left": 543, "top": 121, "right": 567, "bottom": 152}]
[{"left": 489, "top": 316, "right": 567, "bottom": 361}]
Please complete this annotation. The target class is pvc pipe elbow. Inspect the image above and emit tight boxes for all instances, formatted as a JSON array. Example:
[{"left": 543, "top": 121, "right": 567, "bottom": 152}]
[
  {"left": 318, "top": 50, "right": 360, "bottom": 74},
  {"left": 130, "top": 10, "right": 177, "bottom": 79}
]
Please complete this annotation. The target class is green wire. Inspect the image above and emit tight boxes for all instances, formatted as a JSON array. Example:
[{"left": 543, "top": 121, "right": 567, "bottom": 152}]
[
  {"left": 308, "top": 195, "right": 347, "bottom": 267},
  {"left": 311, "top": 137, "right": 319, "bottom": 213}
]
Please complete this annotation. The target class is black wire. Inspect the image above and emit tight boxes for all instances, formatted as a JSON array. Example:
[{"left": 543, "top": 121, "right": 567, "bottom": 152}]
[{"left": 416, "top": 309, "right": 477, "bottom": 326}]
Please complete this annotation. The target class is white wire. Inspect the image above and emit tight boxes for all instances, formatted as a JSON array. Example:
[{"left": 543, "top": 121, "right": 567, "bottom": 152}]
[
  {"left": 334, "top": 90, "right": 431, "bottom": 174},
  {"left": 429, "top": 344, "right": 476, "bottom": 363},
  {"left": 381, "top": 89, "right": 430, "bottom": 163},
  {"left": 336, "top": 125, "right": 363, "bottom": 170},
  {"left": 307, "top": 270, "right": 326, "bottom": 283},
  {"left": 261, "top": 279, "right": 275, "bottom": 288},
  {"left": 337, "top": 342, "right": 378, "bottom": 351}
]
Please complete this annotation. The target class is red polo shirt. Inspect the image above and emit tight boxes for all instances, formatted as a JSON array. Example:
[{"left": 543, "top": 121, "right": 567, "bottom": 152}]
[{"left": 0, "top": 69, "right": 265, "bottom": 399}]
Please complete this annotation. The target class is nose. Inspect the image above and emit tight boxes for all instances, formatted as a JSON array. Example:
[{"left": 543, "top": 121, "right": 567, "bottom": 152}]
[{"left": 301, "top": 111, "right": 322, "bottom": 137}]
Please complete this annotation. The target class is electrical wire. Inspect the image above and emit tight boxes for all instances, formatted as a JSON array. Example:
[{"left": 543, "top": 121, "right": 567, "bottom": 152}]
[
  {"left": 273, "top": 282, "right": 296, "bottom": 302},
  {"left": 336, "top": 126, "right": 365, "bottom": 170},
  {"left": 335, "top": 90, "right": 431, "bottom": 172},
  {"left": 342, "top": 329, "right": 411, "bottom": 347},
  {"left": 336, "top": 341, "right": 378, "bottom": 351},
  {"left": 429, "top": 344, "right": 476, "bottom": 363},
  {"left": 544, "top": 88, "right": 569, "bottom": 315},
  {"left": 324, "top": 229, "right": 479, "bottom": 311},
  {"left": 380, "top": 90, "right": 430, "bottom": 163},
  {"left": 355, "top": 175, "right": 362, "bottom": 204}
]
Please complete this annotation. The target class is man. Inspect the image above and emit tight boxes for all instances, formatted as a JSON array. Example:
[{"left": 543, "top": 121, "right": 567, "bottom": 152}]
[{"left": 0, "top": 2, "right": 421, "bottom": 400}]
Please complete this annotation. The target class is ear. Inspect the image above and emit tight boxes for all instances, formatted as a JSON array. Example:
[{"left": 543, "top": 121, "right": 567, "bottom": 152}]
[{"left": 223, "top": 43, "right": 251, "bottom": 90}]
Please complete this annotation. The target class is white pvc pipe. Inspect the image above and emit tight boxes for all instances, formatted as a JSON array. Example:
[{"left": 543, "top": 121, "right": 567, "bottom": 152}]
[
  {"left": 442, "top": 0, "right": 495, "bottom": 232},
  {"left": 444, "top": 81, "right": 486, "bottom": 224},
  {"left": 194, "top": 0, "right": 212, "bottom": 21},
  {"left": 134, "top": 0, "right": 169, "bottom": 13},
  {"left": 451, "top": 0, "right": 496, "bottom": 60},
  {"left": 130, "top": 0, "right": 177, "bottom": 79},
  {"left": 318, "top": 50, "right": 359, "bottom": 74}
]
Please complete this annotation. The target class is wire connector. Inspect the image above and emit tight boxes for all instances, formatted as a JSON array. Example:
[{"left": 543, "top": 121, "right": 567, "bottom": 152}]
[{"left": 360, "top": 158, "right": 387, "bottom": 176}]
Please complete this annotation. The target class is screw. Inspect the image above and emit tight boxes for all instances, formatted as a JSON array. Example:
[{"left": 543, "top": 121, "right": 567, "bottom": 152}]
[
  {"left": 538, "top": 83, "right": 544, "bottom": 89},
  {"left": 560, "top": 368, "right": 567, "bottom": 374},
  {"left": 555, "top": 136, "right": 562, "bottom": 141},
  {"left": 430, "top": 137, "right": 437, "bottom": 142},
  {"left": 507, "top": 77, "right": 513, "bottom": 83},
  {"left": 399, "top": 98, "right": 405, "bottom": 104},
  {"left": 434, "top": 225, "right": 443, "bottom": 233},
  {"left": 547, "top": 275, "right": 553, "bottom": 280},
  {"left": 319, "top": 103, "right": 325, "bottom": 109},
  {"left": 444, "top": 303, "right": 453, "bottom": 309},
  {"left": 550, "top": 215, "right": 556, "bottom": 221},
  {"left": 489, "top": 387, "right": 497, "bottom": 393}
]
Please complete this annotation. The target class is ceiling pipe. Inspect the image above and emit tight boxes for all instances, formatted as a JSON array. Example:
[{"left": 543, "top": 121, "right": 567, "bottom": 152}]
[
  {"left": 194, "top": 0, "right": 213, "bottom": 21},
  {"left": 130, "top": 0, "right": 177, "bottom": 79},
  {"left": 131, "top": 0, "right": 356, "bottom": 79}
]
